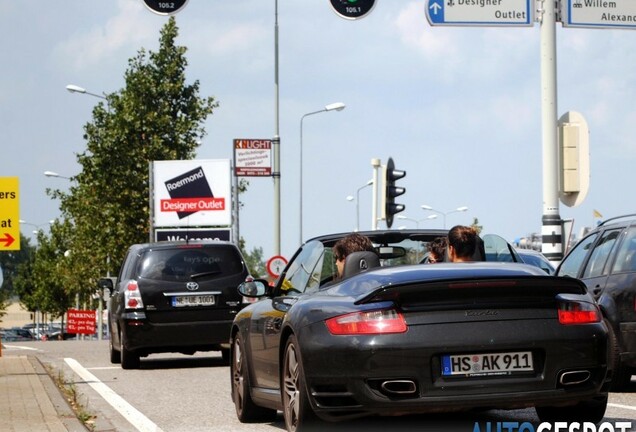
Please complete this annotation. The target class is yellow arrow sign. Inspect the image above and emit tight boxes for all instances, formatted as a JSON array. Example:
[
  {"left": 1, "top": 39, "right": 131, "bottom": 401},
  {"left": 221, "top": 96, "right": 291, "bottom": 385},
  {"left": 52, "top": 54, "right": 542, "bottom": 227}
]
[{"left": 0, "top": 177, "right": 20, "bottom": 251}]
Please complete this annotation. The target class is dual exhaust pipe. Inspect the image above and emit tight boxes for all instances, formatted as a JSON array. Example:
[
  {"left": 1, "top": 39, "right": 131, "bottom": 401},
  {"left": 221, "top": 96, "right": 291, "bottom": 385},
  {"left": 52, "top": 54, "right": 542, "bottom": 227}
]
[{"left": 378, "top": 370, "right": 590, "bottom": 398}]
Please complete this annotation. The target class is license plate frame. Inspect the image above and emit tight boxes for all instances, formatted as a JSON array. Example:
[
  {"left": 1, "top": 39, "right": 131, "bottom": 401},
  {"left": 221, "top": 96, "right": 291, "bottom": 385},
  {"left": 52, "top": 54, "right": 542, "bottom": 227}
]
[
  {"left": 171, "top": 294, "right": 216, "bottom": 308},
  {"left": 441, "top": 351, "right": 534, "bottom": 377}
]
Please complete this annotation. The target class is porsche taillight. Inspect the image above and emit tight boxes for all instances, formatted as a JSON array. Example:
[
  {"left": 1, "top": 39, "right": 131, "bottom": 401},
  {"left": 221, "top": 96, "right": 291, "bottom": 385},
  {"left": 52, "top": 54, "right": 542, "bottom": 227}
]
[
  {"left": 557, "top": 301, "right": 601, "bottom": 325},
  {"left": 124, "top": 280, "right": 144, "bottom": 310},
  {"left": 325, "top": 309, "right": 407, "bottom": 335}
]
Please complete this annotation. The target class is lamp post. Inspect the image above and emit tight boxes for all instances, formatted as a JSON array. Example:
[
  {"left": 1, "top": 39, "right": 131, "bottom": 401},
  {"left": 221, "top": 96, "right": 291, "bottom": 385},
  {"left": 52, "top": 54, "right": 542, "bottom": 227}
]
[
  {"left": 346, "top": 179, "right": 373, "bottom": 231},
  {"left": 396, "top": 214, "right": 438, "bottom": 229},
  {"left": 299, "top": 102, "right": 346, "bottom": 243},
  {"left": 421, "top": 205, "right": 469, "bottom": 228}
]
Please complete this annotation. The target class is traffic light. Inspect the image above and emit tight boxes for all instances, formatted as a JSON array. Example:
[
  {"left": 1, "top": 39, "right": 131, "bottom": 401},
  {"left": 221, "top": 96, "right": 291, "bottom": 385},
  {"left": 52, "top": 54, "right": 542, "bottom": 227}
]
[{"left": 383, "top": 157, "right": 406, "bottom": 228}]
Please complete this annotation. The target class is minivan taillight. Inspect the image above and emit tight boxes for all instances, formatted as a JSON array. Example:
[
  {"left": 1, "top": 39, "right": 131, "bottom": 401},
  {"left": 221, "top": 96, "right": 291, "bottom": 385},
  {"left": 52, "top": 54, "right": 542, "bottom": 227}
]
[
  {"left": 558, "top": 301, "right": 600, "bottom": 325},
  {"left": 124, "top": 280, "right": 144, "bottom": 310}
]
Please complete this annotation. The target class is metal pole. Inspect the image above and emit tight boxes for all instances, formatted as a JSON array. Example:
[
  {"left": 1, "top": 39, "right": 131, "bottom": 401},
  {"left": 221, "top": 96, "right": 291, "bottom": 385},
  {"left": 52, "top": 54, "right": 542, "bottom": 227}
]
[
  {"left": 371, "top": 158, "right": 381, "bottom": 230},
  {"left": 540, "top": 0, "right": 562, "bottom": 263},
  {"left": 273, "top": 0, "right": 281, "bottom": 256}
]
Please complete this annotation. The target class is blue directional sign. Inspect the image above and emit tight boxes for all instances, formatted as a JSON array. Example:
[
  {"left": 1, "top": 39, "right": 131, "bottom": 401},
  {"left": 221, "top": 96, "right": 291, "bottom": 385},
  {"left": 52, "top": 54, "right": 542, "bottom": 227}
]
[
  {"left": 426, "top": 0, "right": 534, "bottom": 27},
  {"left": 562, "top": 0, "right": 636, "bottom": 29}
]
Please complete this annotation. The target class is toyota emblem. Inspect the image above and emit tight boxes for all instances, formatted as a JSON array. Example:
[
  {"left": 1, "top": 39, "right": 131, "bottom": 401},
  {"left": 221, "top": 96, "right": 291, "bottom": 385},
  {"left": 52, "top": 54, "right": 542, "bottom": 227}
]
[{"left": 186, "top": 282, "right": 199, "bottom": 291}]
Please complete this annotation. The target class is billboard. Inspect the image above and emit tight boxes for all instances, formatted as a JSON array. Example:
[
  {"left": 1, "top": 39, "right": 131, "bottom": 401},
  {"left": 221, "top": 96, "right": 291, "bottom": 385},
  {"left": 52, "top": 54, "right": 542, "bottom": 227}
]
[{"left": 153, "top": 160, "right": 231, "bottom": 228}]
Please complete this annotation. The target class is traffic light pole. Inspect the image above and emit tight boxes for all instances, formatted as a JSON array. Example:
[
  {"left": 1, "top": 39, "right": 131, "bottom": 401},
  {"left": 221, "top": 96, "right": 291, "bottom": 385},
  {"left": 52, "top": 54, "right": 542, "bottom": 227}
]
[{"left": 540, "top": 0, "right": 562, "bottom": 263}]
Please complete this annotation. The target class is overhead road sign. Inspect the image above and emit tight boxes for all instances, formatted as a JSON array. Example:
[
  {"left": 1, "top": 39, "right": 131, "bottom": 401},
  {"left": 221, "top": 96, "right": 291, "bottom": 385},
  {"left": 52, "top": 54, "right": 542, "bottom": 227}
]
[
  {"left": 426, "top": 0, "right": 534, "bottom": 27},
  {"left": 0, "top": 177, "right": 19, "bottom": 251},
  {"left": 562, "top": 0, "right": 636, "bottom": 29}
]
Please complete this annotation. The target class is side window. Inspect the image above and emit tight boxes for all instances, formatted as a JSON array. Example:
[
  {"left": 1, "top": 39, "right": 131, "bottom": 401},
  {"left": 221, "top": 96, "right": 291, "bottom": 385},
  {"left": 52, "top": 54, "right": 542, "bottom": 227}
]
[
  {"left": 611, "top": 227, "right": 636, "bottom": 274},
  {"left": 281, "top": 241, "right": 326, "bottom": 294},
  {"left": 582, "top": 229, "right": 621, "bottom": 278},
  {"left": 558, "top": 233, "right": 599, "bottom": 278}
]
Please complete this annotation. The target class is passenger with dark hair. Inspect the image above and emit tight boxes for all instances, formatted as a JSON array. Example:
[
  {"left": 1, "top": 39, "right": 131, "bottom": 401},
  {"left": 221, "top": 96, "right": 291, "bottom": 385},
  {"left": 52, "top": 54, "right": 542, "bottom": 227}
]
[
  {"left": 448, "top": 225, "right": 479, "bottom": 262},
  {"left": 427, "top": 236, "right": 448, "bottom": 263}
]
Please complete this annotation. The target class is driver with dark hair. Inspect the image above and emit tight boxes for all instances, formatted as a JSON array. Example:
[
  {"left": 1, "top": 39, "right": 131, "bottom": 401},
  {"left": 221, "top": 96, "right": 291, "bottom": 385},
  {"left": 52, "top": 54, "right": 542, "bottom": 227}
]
[{"left": 332, "top": 233, "right": 376, "bottom": 280}]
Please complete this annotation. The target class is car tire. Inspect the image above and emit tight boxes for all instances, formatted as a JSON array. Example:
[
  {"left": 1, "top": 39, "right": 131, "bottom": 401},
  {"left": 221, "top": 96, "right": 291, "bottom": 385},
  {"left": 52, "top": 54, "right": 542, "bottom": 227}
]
[
  {"left": 231, "top": 332, "right": 277, "bottom": 423},
  {"left": 120, "top": 332, "right": 140, "bottom": 370},
  {"left": 109, "top": 335, "right": 121, "bottom": 364},
  {"left": 606, "top": 319, "right": 633, "bottom": 391},
  {"left": 283, "top": 335, "right": 319, "bottom": 432},
  {"left": 535, "top": 395, "right": 608, "bottom": 424}
]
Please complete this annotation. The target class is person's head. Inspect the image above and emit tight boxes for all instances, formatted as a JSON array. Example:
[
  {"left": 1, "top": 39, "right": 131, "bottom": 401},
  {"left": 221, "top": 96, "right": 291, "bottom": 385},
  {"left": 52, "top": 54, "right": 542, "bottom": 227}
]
[
  {"left": 333, "top": 233, "right": 376, "bottom": 277},
  {"left": 447, "top": 225, "right": 478, "bottom": 262},
  {"left": 427, "top": 236, "right": 448, "bottom": 263}
]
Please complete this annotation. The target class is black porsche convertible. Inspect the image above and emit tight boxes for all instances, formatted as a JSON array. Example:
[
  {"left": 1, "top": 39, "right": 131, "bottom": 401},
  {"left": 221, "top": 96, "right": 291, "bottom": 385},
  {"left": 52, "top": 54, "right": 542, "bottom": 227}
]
[{"left": 230, "top": 230, "right": 610, "bottom": 432}]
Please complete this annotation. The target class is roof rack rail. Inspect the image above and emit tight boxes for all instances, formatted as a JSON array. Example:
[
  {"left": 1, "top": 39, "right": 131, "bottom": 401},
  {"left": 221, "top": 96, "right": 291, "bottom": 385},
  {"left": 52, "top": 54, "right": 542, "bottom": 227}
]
[{"left": 598, "top": 214, "right": 636, "bottom": 227}]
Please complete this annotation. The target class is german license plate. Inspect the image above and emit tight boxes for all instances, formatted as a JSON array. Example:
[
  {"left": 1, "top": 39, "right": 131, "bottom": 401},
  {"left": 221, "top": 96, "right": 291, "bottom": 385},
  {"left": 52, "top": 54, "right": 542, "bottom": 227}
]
[
  {"left": 441, "top": 351, "right": 533, "bottom": 377},
  {"left": 171, "top": 295, "right": 215, "bottom": 307}
]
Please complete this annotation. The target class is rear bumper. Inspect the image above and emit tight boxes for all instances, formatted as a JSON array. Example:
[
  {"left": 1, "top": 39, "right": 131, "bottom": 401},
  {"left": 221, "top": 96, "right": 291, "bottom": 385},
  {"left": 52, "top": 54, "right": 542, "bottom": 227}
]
[
  {"left": 298, "top": 319, "right": 609, "bottom": 421},
  {"left": 120, "top": 312, "right": 233, "bottom": 355}
]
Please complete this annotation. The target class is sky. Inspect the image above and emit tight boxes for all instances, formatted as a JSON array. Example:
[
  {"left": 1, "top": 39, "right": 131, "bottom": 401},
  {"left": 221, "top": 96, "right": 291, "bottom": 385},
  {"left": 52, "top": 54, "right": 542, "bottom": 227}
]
[{"left": 3, "top": 0, "right": 636, "bottom": 263}]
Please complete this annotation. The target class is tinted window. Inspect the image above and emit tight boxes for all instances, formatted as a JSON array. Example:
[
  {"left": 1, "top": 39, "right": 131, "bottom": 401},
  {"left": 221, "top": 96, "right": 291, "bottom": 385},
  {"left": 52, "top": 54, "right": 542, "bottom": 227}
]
[
  {"left": 582, "top": 229, "right": 620, "bottom": 278},
  {"left": 612, "top": 227, "right": 636, "bottom": 274},
  {"left": 137, "top": 246, "right": 243, "bottom": 282},
  {"left": 558, "top": 233, "right": 599, "bottom": 278}
]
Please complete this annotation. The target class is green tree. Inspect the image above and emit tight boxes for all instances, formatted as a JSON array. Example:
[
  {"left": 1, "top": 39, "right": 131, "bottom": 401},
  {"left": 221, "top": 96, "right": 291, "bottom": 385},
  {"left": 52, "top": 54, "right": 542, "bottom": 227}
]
[
  {"left": 52, "top": 17, "right": 218, "bottom": 299},
  {"left": 471, "top": 217, "right": 483, "bottom": 235},
  {"left": 14, "top": 221, "right": 74, "bottom": 323},
  {"left": 240, "top": 240, "right": 266, "bottom": 278},
  {"left": 0, "top": 234, "right": 35, "bottom": 322}
]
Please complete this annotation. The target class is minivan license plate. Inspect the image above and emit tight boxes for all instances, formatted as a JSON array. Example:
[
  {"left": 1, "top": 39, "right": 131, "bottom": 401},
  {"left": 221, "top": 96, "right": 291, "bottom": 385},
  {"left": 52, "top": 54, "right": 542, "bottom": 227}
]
[
  {"left": 441, "top": 351, "right": 533, "bottom": 377},
  {"left": 172, "top": 295, "right": 215, "bottom": 307}
]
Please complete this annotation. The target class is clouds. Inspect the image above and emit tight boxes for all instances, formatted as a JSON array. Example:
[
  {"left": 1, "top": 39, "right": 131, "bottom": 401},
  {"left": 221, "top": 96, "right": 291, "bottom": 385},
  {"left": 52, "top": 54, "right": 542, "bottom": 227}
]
[{"left": 51, "top": 0, "right": 155, "bottom": 72}]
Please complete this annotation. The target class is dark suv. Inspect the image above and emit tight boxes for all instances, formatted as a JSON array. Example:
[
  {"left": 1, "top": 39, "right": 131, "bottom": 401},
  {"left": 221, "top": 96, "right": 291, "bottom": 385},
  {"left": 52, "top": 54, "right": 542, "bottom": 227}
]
[
  {"left": 107, "top": 241, "right": 249, "bottom": 369},
  {"left": 556, "top": 214, "right": 636, "bottom": 389}
]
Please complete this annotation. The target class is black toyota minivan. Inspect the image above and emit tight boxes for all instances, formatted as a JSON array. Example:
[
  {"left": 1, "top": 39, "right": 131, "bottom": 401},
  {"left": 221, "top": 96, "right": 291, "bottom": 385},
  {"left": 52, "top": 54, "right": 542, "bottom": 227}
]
[{"left": 107, "top": 241, "right": 249, "bottom": 369}]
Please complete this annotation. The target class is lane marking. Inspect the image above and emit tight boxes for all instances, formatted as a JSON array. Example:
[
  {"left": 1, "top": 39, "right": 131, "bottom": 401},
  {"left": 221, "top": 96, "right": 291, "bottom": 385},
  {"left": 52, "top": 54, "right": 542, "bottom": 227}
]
[
  {"left": 64, "top": 357, "right": 164, "bottom": 432},
  {"left": 2, "top": 344, "right": 40, "bottom": 351},
  {"left": 609, "top": 402, "right": 636, "bottom": 412}
]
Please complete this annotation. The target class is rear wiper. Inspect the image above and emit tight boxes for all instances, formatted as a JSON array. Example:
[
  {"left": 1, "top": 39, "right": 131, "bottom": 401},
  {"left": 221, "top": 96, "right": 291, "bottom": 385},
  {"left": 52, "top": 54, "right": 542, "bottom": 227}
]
[{"left": 190, "top": 271, "right": 222, "bottom": 279}]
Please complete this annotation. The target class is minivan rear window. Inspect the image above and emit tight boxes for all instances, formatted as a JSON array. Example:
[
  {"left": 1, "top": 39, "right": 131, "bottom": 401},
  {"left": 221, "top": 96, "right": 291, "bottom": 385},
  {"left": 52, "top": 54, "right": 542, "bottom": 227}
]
[{"left": 137, "top": 246, "right": 244, "bottom": 282}]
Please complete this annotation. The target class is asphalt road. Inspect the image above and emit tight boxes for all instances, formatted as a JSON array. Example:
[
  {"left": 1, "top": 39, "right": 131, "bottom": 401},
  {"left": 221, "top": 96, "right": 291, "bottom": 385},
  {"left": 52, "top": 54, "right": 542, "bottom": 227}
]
[{"left": 3, "top": 340, "right": 636, "bottom": 432}]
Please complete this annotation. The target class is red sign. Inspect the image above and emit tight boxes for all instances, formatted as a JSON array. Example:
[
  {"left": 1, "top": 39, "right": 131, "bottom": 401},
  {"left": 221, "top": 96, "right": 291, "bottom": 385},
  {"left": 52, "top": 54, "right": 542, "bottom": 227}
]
[
  {"left": 67, "top": 309, "right": 96, "bottom": 335},
  {"left": 160, "top": 197, "right": 226, "bottom": 212}
]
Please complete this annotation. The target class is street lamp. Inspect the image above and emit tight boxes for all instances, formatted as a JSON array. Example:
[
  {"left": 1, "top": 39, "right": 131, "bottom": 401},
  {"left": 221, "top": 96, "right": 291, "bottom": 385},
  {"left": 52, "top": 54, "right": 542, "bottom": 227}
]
[
  {"left": 299, "top": 102, "right": 346, "bottom": 243},
  {"left": 44, "top": 171, "right": 71, "bottom": 180},
  {"left": 421, "top": 205, "right": 469, "bottom": 228},
  {"left": 346, "top": 179, "right": 373, "bottom": 231},
  {"left": 396, "top": 214, "right": 438, "bottom": 229},
  {"left": 66, "top": 84, "right": 107, "bottom": 101}
]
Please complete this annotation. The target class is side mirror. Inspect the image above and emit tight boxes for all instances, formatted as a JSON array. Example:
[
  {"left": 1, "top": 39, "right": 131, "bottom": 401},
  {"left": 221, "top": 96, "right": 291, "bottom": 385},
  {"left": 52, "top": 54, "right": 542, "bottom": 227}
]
[
  {"left": 238, "top": 279, "right": 268, "bottom": 297},
  {"left": 98, "top": 277, "right": 115, "bottom": 290}
]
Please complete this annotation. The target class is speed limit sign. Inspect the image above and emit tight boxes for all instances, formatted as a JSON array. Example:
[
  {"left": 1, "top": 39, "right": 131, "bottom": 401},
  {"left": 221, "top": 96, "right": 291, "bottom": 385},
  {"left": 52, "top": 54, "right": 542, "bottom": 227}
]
[{"left": 267, "top": 255, "right": 288, "bottom": 279}]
